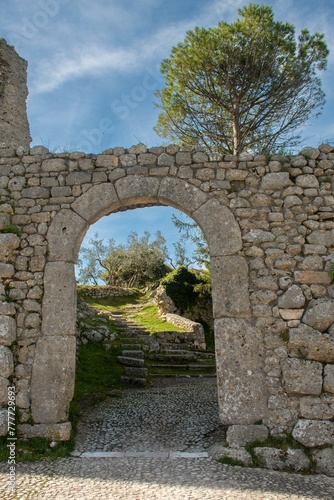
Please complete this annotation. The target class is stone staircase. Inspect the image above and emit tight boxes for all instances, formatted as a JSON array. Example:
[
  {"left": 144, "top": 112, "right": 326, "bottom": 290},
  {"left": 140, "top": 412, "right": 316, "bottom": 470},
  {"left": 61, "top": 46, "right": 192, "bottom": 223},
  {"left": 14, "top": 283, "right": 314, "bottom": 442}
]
[{"left": 109, "top": 311, "right": 216, "bottom": 384}]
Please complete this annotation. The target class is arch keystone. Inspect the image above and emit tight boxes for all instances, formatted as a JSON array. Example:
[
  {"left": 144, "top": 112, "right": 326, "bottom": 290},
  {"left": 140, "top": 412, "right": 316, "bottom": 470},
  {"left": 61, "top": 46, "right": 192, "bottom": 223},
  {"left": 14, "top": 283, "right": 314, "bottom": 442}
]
[
  {"left": 158, "top": 177, "right": 207, "bottom": 214},
  {"left": 115, "top": 176, "right": 160, "bottom": 205}
]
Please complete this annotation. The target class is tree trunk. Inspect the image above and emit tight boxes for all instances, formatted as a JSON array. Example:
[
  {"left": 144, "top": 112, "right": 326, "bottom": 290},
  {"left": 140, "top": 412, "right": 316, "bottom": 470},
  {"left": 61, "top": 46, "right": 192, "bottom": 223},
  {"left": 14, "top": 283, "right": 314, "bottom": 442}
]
[{"left": 232, "top": 101, "right": 241, "bottom": 156}]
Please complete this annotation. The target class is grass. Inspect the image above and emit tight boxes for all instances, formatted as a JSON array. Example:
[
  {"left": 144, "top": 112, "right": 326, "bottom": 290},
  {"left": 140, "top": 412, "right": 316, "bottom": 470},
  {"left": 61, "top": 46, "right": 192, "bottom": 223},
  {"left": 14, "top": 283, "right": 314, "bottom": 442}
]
[
  {"left": 84, "top": 291, "right": 147, "bottom": 311},
  {"left": 218, "top": 456, "right": 245, "bottom": 467},
  {"left": 128, "top": 303, "right": 186, "bottom": 333},
  {"left": 0, "top": 436, "right": 73, "bottom": 463}
]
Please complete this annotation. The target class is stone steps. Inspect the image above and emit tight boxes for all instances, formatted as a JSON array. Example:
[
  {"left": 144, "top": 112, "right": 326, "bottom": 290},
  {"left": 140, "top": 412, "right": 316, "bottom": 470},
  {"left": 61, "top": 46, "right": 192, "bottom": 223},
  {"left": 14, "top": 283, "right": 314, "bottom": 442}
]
[
  {"left": 146, "top": 353, "right": 198, "bottom": 362},
  {"left": 109, "top": 308, "right": 216, "bottom": 384}
]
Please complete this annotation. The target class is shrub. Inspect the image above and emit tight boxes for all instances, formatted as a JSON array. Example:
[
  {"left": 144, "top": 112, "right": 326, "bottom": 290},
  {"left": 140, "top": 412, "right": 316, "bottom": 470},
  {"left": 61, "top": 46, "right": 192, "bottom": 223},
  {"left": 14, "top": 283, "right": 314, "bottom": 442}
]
[{"left": 161, "top": 266, "right": 198, "bottom": 311}]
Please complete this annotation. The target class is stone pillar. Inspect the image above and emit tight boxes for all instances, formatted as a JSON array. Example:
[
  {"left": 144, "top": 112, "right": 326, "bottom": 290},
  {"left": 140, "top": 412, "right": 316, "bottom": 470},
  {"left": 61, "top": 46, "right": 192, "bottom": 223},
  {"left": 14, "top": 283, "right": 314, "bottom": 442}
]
[{"left": 0, "top": 39, "right": 31, "bottom": 150}]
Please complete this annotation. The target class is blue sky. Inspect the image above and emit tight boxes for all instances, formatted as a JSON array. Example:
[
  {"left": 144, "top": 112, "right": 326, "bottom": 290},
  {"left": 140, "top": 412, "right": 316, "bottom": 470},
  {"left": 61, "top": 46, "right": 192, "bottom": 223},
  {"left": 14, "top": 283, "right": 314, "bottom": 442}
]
[{"left": 1, "top": 0, "right": 334, "bottom": 270}]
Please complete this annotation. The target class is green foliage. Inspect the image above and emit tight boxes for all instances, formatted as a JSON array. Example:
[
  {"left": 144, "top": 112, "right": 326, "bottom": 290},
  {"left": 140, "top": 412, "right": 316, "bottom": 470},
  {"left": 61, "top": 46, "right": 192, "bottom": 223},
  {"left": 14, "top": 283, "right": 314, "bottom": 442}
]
[
  {"left": 279, "top": 329, "right": 290, "bottom": 342},
  {"left": 0, "top": 223, "right": 21, "bottom": 236},
  {"left": 218, "top": 456, "right": 245, "bottom": 467},
  {"left": 74, "top": 342, "right": 124, "bottom": 401},
  {"left": 0, "top": 435, "right": 72, "bottom": 463},
  {"left": 154, "top": 3, "right": 329, "bottom": 155},
  {"left": 129, "top": 303, "right": 186, "bottom": 333},
  {"left": 171, "top": 213, "right": 209, "bottom": 269},
  {"left": 77, "top": 230, "right": 170, "bottom": 287},
  {"left": 328, "top": 261, "right": 334, "bottom": 283},
  {"left": 161, "top": 266, "right": 199, "bottom": 311},
  {"left": 84, "top": 290, "right": 148, "bottom": 311}
]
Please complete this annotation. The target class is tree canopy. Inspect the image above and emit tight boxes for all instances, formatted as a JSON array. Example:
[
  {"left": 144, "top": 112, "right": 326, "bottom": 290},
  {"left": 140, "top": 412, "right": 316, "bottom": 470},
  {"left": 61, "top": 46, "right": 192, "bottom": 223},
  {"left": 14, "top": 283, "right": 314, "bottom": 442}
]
[
  {"left": 77, "top": 231, "right": 170, "bottom": 288},
  {"left": 154, "top": 3, "right": 329, "bottom": 155}
]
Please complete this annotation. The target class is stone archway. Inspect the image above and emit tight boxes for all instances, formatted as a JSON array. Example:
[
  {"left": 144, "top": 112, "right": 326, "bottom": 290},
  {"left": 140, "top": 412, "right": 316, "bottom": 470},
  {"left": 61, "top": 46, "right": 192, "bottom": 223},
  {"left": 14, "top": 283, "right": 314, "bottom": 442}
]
[{"left": 30, "top": 176, "right": 267, "bottom": 431}]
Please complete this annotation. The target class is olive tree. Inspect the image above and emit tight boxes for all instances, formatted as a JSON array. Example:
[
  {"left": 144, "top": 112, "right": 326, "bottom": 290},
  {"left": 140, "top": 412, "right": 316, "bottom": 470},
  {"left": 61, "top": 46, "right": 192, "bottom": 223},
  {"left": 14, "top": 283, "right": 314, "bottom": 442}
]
[{"left": 154, "top": 3, "right": 329, "bottom": 154}]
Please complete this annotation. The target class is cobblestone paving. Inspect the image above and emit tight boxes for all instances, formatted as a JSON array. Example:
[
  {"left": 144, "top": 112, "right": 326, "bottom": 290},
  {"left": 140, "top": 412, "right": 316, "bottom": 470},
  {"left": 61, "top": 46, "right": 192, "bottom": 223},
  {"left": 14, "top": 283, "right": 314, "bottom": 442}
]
[
  {"left": 1, "top": 378, "right": 334, "bottom": 499},
  {"left": 75, "top": 377, "right": 225, "bottom": 452}
]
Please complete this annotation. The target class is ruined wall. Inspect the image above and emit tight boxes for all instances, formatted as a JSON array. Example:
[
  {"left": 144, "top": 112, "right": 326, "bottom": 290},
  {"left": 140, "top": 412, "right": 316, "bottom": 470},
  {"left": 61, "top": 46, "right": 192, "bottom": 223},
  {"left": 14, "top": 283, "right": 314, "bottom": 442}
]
[
  {"left": 0, "top": 39, "right": 31, "bottom": 150},
  {"left": 0, "top": 144, "right": 333, "bottom": 476},
  {"left": 0, "top": 41, "right": 334, "bottom": 475}
]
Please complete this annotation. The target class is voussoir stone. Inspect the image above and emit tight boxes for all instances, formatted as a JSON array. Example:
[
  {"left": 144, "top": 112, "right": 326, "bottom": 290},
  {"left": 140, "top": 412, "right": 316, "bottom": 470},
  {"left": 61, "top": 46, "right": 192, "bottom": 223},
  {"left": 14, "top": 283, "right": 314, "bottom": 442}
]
[
  {"left": 292, "top": 419, "right": 334, "bottom": 447},
  {"left": 193, "top": 198, "right": 242, "bottom": 256},
  {"left": 72, "top": 183, "right": 121, "bottom": 224},
  {"left": 158, "top": 177, "right": 207, "bottom": 213},
  {"left": 116, "top": 175, "right": 160, "bottom": 205},
  {"left": 302, "top": 298, "right": 334, "bottom": 332},
  {"left": 47, "top": 209, "right": 88, "bottom": 262}
]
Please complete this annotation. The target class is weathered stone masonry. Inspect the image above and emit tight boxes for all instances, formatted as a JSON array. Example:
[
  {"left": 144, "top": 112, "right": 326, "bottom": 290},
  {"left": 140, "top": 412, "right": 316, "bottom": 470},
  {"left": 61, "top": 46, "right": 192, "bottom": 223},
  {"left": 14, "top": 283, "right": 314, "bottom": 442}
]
[{"left": 0, "top": 40, "right": 334, "bottom": 473}]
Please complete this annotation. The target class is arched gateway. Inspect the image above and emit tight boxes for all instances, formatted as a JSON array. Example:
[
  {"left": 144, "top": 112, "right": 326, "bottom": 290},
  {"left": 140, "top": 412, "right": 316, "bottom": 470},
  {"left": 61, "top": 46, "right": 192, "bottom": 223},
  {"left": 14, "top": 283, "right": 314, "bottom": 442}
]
[
  {"left": 1, "top": 40, "right": 334, "bottom": 473},
  {"left": 31, "top": 170, "right": 265, "bottom": 429}
]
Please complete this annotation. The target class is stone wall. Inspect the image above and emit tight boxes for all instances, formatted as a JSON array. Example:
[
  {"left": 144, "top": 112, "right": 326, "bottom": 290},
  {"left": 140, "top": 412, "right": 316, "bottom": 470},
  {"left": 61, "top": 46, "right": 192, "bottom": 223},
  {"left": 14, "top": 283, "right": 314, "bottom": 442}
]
[
  {"left": 0, "top": 43, "right": 334, "bottom": 475},
  {"left": 0, "top": 143, "right": 334, "bottom": 461},
  {"left": 0, "top": 39, "right": 31, "bottom": 150},
  {"left": 78, "top": 285, "right": 135, "bottom": 299}
]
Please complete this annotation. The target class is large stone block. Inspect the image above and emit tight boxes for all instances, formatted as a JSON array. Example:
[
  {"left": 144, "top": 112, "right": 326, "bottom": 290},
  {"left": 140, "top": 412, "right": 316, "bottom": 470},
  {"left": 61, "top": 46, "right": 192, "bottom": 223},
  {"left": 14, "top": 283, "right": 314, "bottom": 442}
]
[
  {"left": 47, "top": 209, "right": 88, "bottom": 262},
  {"left": 300, "top": 395, "right": 334, "bottom": 420},
  {"left": 18, "top": 422, "right": 71, "bottom": 441},
  {"left": 115, "top": 175, "right": 160, "bottom": 206},
  {"left": 253, "top": 447, "right": 310, "bottom": 472},
  {"left": 0, "top": 316, "right": 16, "bottom": 345},
  {"left": 215, "top": 318, "right": 268, "bottom": 424},
  {"left": 0, "top": 376, "right": 9, "bottom": 405},
  {"left": 313, "top": 448, "right": 334, "bottom": 476},
  {"left": 211, "top": 256, "right": 251, "bottom": 318},
  {"left": 260, "top": 172, "right": 292, "bottom": 191},
  {"left": 208, "top": 444, "right": 253, "bottom": 466},
  {"left": 158, "top": 177, "right": 207, "bottom": 214},
  {"left": 42, "top": 262, "right": 76, "bottom": 336},
  {"left": 226, "top": 425, "right": 268, "bottom": 447},
  {"left": 0, "top": 345, "right": 14, "bottom": 378},
  {"left": 302, "top": 298, "right": 334, "bottom": 332},
  {"left": 324, "top": 365, "right": 334, "bottom": 394},
  {"left": 288, "top": 323, "right": 334, "bottom": 363},
  {"left": 0, "top": 409, "right": 8, "bottom": 436},
  {"left": 0, "top": 233, "right": 20, "bottom": 262},
  {"left": 193, "top": 199, "right": 242, "bottom": 256},
  {"left": 71, "top": 183, "right": 121, "bottom": 224},
  {"left": 281, "top": 358, "right": 322, "bottom": 395},
  {"left": 31, "top": 336, "right": 76, "bottom": 423},
  {"left": 278, "top": 285, "right": 305, "bottom": 309},
  {"left": 292, "top": 419, "right": 334, "bottom": 447}
]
